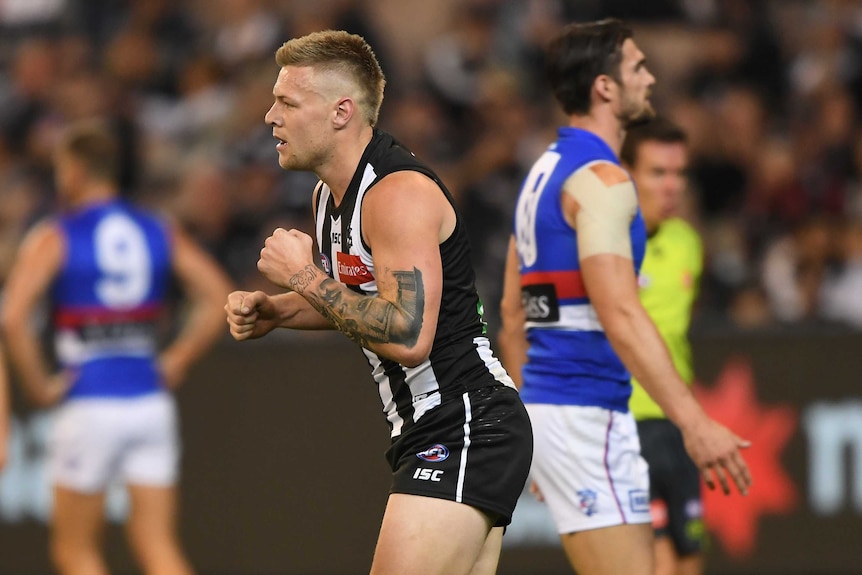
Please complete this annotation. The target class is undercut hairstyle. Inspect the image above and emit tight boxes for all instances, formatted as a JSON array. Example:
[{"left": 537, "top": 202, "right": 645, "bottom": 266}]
[
  {"left": 276, "top": 30, "right": 386, "bottom": 126},
  {"left": 58, "top": 121, "right": 120, "bottom": 182},
  {"left": 620, "top": 117, "right": 688, "bottom": 167},
  {"left": 545, "top": 19, "right": 633, "bottom": 116}
]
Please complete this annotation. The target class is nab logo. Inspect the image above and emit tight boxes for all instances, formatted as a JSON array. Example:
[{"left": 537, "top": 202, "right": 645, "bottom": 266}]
[
  {"left": 413, "top": 468, "right": 444, "bottom": 482},
  {"left": 416, "top": 444, "right": 449, "bottom": 462}
]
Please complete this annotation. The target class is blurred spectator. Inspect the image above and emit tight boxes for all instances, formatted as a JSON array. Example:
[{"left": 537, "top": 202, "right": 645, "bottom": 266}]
[
  {"left": 820, "top": 218, "right": 862, "bottom": 328},
  {"left": 0, "top": 0, "right": 859, "bottom": 335},
  {"left": 761, "top": 217, "right": 833, "bottom": 322},
  {"left": 212, "top": 0, "right": 282, "bottom": 69},
  {"left": 422, "top": 0, "right": 500, "bottom": 126}
]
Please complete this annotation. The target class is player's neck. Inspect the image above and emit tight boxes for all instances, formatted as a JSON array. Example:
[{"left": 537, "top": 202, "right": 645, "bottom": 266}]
[
  {"left": 568, "top": 109, "right": 625, "bottom": 157},
  {"left": 316, "top": 125, "right": 375, "bottom": 207},
  {"left": 73, "top": 181, "right": 117, "bottom": 208}
]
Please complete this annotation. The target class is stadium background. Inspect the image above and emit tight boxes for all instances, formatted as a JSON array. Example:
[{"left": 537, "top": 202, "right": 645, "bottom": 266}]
[{"left": 1, "top": 0, "right": 862, "bottom": 573}]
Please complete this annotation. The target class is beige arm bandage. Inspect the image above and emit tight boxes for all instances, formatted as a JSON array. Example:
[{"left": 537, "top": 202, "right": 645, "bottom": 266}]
[{"left": 563, "top": 162, "right": 638, "bottom": 260}]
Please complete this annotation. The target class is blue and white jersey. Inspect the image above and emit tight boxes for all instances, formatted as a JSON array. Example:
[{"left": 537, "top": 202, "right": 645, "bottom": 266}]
[
  {"left": 52, "top": 200, "right": 173, "bottom": 399},
  {"left": 513, "top": 127, "right": 646, "bottom": 412}
]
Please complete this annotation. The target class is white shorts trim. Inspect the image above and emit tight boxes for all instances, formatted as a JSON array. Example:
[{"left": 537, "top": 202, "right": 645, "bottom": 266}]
[
  {"left": 526, "top": 404, "right": 650, "bottom": 534},
  {"left": 50, "top": 393, "right": 180, "bottom": 493}
]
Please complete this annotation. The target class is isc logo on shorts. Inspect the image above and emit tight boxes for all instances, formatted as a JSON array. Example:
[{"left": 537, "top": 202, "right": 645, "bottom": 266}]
[{"left": 413, "top": 468, "right": 444, "bottom": 482}]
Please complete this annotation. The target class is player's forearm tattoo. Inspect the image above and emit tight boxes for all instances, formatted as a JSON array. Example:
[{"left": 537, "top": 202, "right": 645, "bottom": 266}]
[
  {"left": 287, "top": 265, "right": 319, "bottom": 293},
  {"left": 289, "top": 264, "right": 425, "bottom": 349}
]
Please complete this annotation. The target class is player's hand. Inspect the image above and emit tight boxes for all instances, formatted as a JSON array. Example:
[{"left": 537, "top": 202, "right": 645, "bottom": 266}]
[
  {"left": 25, "top": 370, "right": 72, "bottom": 407},
  {"left": 158, "top": 351, "right": 188, "bottom": 390},
  {"left": 225, "top": 290, "right": 279, "bottom": 341},
  {"left": 257, "top": 228, "right": 317, "bottom": 290},
  {"left": 529, "top": 480, "right": 545, "bottom": 502},
  {"left": 681, "top": 417, "right": 752, "bottom": 496}
]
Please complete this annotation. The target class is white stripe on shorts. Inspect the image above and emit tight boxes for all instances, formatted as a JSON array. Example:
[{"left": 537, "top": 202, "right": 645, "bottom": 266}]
[{"left": 455, "top": 392, "right": 473, "bottom": 503}]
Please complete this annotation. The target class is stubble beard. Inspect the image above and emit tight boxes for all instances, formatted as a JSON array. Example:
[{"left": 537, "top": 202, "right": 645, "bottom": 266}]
[
  {"left": 279, "top": 137, "right": 330, "bottom": 173},
  {"left": 622, "top": 97, "right": 656, "bottom": 129}
]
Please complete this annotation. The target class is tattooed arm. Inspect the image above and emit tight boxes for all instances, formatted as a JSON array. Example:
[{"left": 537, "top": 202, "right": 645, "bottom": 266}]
[
  {"left": 286, "top": 263, "right": 424, "bottom": 350},
  {"left": 256, "top": 171, "right": 452, "bottom": 367}
]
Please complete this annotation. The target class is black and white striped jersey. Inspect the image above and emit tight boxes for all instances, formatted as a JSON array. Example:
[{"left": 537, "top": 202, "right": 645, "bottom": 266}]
[{"left": 314, "top": 129, "right": 515, "bottom": 439}]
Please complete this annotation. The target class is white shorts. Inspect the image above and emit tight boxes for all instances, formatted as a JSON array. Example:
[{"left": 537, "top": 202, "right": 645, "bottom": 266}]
[
  {"left": 49, "top": 393, "right": 180, "bottom": 493},
  {"left": 526, "top": 403, "right": 651, "bottom": 534}
]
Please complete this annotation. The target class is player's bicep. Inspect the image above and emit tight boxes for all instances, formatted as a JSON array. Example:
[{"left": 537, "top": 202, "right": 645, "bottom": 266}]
[
  {"left": 362, "top": 174, "right": 445, "bottom": 341},
  {"left": 562, "top": 162, "right": 638, "bottom": 261}
]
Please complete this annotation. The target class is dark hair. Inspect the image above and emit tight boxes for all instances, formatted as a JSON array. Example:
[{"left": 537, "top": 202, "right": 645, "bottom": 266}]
[
  {"left": 58, "top": 121, "right": 119, "bottom": 182},
  {"left": 545, "top": 19, "right": 633, "bottom": 115},
  {"left": 620, "top": 117, "right": 687, "bottom": 167}
]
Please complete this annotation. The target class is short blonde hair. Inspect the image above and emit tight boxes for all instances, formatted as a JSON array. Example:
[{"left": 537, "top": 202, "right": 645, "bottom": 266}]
[
  {"left": 276, "top": 30, "right": 385, "bottom": 126},
  {"left": 58, "top": 121, "right": 119, "bottom": 182}
]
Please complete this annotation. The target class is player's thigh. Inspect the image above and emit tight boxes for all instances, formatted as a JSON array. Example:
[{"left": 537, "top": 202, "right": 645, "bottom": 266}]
[
  {"left": 126, "top": 483, "right": 180, "bottom": 542},
  {"left": 653, "top": 536, "right": 678, "bottom": 575},
  {"left": 677, "top": 552, "right": 704, "bottom": 575},
  {"left": 52, "top": 485, "right": 107, "bottom": 547},
  {"left": 50, "top": 400, "right": 126, "bottom": 494},
  {"left": 121, "top": 393, "right": 180, "bottom": 487},
  {"left": 527, "top": 404, "right": 651, "bottom": 534},
  {"left": 561, "top": 522, "right": 654, "bottom": 575},
  {"left": 654, "top": 536, "right": 704, "bottom": 575},
  {"left": 371, "top": 493, "right": 494, "bottom": 575},
  {"left": 468, "top": 527, "right": 504, "bottom": 575}
]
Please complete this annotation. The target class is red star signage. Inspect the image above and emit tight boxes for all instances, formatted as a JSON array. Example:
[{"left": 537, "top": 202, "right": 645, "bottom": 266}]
[{"left": 694, "top": 357, "right": 798, "bottom": 558}]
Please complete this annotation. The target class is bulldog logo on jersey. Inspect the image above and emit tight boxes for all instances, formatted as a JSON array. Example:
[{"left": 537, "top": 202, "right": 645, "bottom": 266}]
[
  {"left": 577, "top": 489, "right": 598, "bottom": 516},
  {"left": 416, "top": 444, "right": 449, "bottom": 462}
]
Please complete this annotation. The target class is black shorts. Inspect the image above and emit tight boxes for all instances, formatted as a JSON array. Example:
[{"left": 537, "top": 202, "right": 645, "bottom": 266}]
[
  {"left": 637, "top": 418, "right": 706, "bottom": 555},
  {"left": 386, "top": 384, "right": 533, "bottom": 527}
]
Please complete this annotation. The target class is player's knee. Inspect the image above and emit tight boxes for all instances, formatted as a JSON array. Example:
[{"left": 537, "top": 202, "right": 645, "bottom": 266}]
[{"left": 50, "top": 536, "right": 98, "bottom": 575}]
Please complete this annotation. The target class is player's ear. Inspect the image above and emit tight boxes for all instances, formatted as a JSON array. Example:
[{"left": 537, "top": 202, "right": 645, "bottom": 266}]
[
  {"left": 594, "top": 74, "right": 616, "bottom": 103},
  {"left": 333, "top": 97, "right": 356, "bottom": 129}
]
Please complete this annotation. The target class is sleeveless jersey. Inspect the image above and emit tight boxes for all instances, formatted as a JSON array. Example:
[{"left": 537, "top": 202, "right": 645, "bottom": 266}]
[
  {"left": 630, "top": 218, "right": 702, "bottom": 420},
  {"left": 513, "top": 127, "right": 646, "bottom": 412},
  {"left": 314, "top": 129, "right": 515, "bottom": 439},
  {"left": 52, "top": 199, "right": 172, "bottom": 399}
]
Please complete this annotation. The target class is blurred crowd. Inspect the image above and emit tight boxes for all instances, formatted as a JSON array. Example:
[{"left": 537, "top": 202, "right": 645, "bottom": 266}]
[{"left": 1, "top": 0, "right": 862, "bottom": 335}]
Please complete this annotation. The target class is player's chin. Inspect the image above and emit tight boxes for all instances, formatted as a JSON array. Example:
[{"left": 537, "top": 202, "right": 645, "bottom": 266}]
[{"left": 626, "top": 106, "right": 656, "bottom": 128}]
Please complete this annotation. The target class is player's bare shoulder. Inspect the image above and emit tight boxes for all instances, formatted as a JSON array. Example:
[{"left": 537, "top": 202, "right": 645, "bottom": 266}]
[
  {"left": 17, "top": 218, "right": 66, "bottom": 262},
  {"left": 362, "top": 170, "right": 454, "bottom": 243}
]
